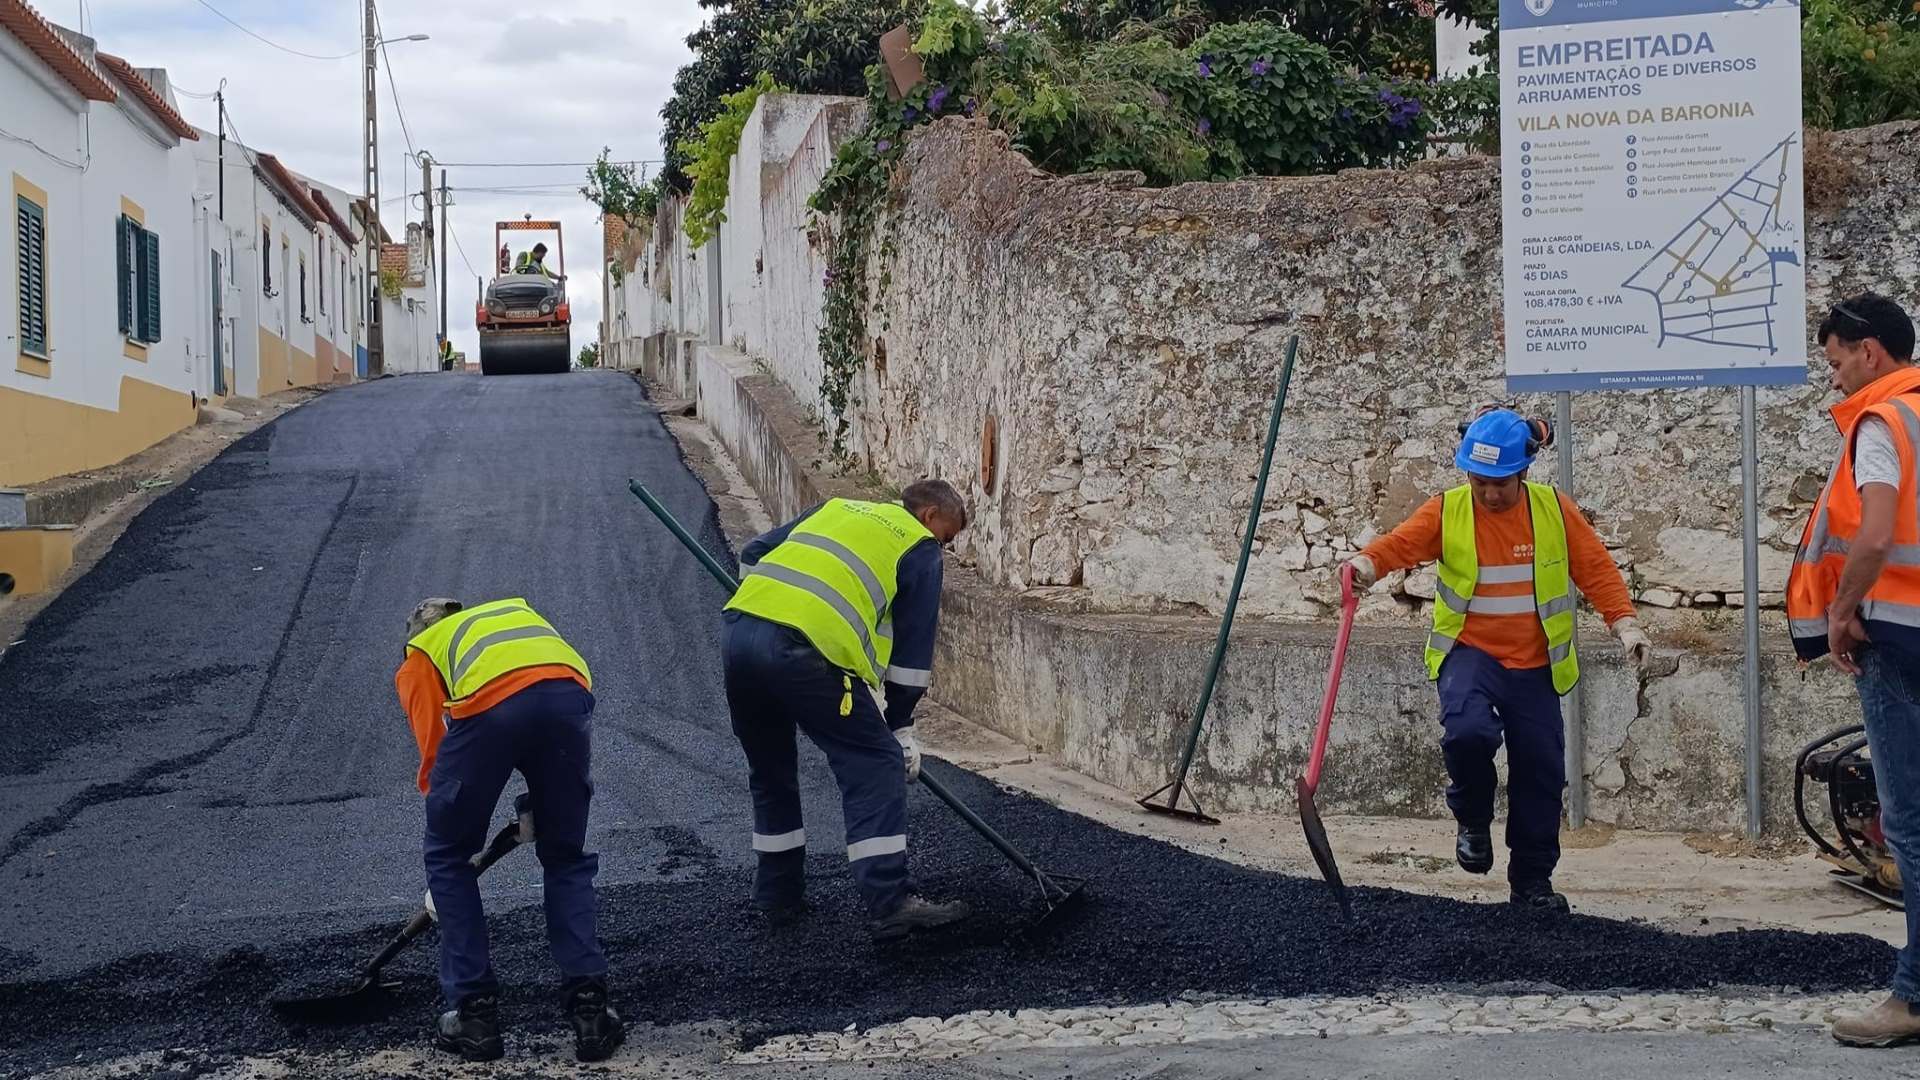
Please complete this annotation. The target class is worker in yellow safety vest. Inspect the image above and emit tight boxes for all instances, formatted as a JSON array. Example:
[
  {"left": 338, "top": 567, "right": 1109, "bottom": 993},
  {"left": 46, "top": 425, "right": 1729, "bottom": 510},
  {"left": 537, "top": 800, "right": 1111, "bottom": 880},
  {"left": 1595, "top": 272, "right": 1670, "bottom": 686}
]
[
  {"left": 1344, "top": 409, "right": 1651, "bottom": 914},
  {"left": 514, "top": 243, "right": 555, "bottom": 279},
  {"left": 720, "top": 479, "right": 974, "bottom": 942},
  {"left": 395, "top": 597, "right": 622, "bottom": 1063}
]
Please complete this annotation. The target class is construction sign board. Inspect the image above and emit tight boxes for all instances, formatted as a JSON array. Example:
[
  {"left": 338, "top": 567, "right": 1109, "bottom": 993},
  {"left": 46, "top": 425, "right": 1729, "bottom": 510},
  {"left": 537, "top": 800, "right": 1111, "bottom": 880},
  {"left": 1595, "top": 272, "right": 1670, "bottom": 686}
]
[{"left": 1499, "top": 0, "right": 1805, "bottom": 391}]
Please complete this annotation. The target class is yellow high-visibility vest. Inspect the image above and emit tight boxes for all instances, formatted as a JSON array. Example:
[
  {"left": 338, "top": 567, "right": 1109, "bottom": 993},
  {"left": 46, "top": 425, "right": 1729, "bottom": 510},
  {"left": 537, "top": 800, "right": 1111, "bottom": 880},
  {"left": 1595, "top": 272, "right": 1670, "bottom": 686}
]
[
  {"left": 407, "top": 598, "right": 591, "bottom": 705},
  {"left": 1425, "top": 483, "right": 1580, "bottom": 695},
  {"left": 725, "top": 499, "right": 932, "bottom": 687}
]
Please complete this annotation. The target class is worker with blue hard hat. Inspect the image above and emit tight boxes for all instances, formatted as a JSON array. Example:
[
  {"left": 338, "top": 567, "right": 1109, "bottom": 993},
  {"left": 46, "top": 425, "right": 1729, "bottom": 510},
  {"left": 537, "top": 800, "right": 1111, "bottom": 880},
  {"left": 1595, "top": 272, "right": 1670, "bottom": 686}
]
[{"left": 1345, "top": 407, "right": 1652, "bottom": 913}]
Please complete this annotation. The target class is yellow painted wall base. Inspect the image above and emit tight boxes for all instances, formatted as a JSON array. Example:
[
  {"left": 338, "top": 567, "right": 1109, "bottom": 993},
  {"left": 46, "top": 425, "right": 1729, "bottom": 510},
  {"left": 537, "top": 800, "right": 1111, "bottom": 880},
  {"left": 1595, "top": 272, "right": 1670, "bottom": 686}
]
[
  {"left": 0, "top": 525, "right": 77, "bottom": 595},
  {"left": 258, "top": 328, "right": 291, "bottom": 393},
  {"left": 0, "top": 376, "right": 196, "bottom": 485}
]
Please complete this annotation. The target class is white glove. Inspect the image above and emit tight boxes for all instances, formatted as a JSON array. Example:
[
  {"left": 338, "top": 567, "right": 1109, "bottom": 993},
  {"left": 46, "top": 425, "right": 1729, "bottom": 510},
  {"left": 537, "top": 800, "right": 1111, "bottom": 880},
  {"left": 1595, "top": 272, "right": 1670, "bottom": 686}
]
[
  {"left": 1613, "top": 616, "right": 1653, "bottom": 671},
  {"left": 895, "top": 726, "right": 922, "bottom": 781},
  {"left": 423, "top": 888, "right": 438, "bottom": 922},
  {"left": 1345, "top": 555, "right": 1378, "bottom": 590}
]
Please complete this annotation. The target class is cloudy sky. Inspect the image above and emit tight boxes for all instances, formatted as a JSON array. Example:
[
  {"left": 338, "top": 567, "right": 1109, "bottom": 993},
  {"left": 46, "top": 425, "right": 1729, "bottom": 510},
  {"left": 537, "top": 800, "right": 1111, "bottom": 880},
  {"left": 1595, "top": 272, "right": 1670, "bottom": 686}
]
[{"left": 69, "top": 0, "right": 704, "bottom": 360}]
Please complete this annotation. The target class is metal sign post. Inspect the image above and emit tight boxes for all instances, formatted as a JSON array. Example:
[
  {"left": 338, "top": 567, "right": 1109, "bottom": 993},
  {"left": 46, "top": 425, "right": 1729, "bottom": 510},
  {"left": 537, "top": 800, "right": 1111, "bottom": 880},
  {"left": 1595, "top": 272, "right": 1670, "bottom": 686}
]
[
  {"left": 1741, "top": 386, "right": 1764, "bottom": 838},
  {"left": 1556, "top": 390, "right": 1586, "bottom": 829}
]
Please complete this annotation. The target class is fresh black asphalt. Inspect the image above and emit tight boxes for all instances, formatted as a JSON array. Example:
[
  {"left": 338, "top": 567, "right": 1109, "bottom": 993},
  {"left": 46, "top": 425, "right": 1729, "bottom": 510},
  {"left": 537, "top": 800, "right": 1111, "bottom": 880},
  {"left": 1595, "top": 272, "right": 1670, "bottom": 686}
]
[{"left": 0, "top": 373, "right": 1893, "bottom": 1072}]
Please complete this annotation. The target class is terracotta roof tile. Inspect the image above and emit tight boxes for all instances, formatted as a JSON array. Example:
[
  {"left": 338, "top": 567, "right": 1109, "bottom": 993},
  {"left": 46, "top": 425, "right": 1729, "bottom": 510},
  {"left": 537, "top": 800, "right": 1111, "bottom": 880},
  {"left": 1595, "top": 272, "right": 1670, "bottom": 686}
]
[
  {"left": 96, "top": 53, "right": 198, "bottom": 140},
  {"left": 254, "top": 153, "right": 323, "bottom": 227},
  {"left": 0, "top": 0, "right": 115, "bottom": 101},
  {"left": 308, "top": 188, "right": 360, "bottom": 245}
]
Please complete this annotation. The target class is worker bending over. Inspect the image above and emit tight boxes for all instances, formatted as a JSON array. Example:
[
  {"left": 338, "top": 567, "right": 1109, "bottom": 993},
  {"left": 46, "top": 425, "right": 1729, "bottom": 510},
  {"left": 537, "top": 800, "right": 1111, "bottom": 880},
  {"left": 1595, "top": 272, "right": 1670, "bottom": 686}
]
[
  {"left": 1345, "top": 409, "right": 1652, "bottom": 913},
  {"left": 722, "top": 480, "right": 973, "bottom": 941},
  {"left": 1786, "top": 295, "right": 1920, "bottom": 1049},
  {"left": 396, "top": 598, "right": 623, "bottom": 1062}
]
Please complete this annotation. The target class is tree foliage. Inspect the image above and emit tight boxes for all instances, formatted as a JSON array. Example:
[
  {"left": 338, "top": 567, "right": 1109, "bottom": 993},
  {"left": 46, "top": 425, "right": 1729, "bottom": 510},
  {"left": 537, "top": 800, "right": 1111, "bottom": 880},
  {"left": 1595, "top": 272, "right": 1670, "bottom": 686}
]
[{"left": 659, "top": 0, "right": 916, "bottom": 189}]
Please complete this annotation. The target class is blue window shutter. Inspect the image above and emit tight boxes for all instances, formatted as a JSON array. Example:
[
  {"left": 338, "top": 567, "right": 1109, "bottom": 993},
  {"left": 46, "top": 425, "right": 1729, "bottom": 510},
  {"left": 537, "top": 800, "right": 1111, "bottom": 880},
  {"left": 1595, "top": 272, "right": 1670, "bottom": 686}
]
[
  {"left": 140, "top": 228, "right": 162, "bottom": 343},
  {"left": 116, "top": 216, "right": 133, "bottom": 335},
  {"left": 16, "top": 196, "right": 47, "bottom": 356}
]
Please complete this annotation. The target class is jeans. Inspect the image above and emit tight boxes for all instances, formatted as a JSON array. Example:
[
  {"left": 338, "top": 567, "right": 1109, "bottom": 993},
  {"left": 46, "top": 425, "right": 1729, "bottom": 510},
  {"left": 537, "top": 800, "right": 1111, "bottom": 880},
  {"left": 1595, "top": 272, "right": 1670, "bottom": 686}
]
[
  {"left": 1858, "top": 643, "right": 1920, "bottom": 1001},
  {"left": 424, "top": 679, "right": 606, "bottom": 1005},
  {"left": 1436, "top": 645, "right": 1566, "bottom": 886},
  {"left": 722, "top": 611, "right": 910, "bottom": 918}
]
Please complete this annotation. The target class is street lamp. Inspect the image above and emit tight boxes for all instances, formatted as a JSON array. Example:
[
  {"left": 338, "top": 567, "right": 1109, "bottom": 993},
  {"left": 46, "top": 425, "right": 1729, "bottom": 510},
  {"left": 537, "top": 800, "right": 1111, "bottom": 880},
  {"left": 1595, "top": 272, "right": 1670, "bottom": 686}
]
[{"left": 379, "top": 33, "right": 430, "bottom": 44}]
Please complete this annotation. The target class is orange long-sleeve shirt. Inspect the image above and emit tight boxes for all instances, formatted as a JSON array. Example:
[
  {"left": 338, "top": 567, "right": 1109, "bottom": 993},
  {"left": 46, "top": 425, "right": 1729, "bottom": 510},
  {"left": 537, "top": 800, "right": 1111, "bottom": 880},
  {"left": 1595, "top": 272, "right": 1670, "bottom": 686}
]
[
  {"left": 1361, "top": 488, "right": 1635, "bottom": 670},
  {"left": 394, "top": 650, "right": 588, "bottom": 794}
]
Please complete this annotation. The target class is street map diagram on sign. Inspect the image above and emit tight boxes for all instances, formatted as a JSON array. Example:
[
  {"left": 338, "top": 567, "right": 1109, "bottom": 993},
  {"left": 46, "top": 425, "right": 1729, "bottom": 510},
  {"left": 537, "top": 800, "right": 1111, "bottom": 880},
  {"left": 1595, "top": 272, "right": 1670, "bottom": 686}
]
[{"left": 1621, "top": 133, "right": 1802, "bottom": 355}]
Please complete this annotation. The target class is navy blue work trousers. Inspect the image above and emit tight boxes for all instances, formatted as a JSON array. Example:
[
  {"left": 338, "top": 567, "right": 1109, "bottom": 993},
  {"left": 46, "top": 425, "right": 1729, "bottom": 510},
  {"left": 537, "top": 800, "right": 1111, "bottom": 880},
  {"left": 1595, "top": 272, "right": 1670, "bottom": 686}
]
[
  {"left": 721, "top": 611, "right": 910, "bottom": 919},
  {"left": 423, "top": 678, "right": 607, "bottom": 1005},
  {"left": 1436, "top": 645, "right": 1565, "bottom": 887}
]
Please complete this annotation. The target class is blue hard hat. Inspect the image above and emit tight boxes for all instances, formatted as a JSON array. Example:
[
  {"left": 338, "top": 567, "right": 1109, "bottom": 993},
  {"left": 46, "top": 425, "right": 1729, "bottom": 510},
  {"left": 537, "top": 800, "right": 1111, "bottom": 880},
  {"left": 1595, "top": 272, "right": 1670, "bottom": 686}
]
[{"left": 1454, "top": 409, "right": 1536, "bottom": 478}]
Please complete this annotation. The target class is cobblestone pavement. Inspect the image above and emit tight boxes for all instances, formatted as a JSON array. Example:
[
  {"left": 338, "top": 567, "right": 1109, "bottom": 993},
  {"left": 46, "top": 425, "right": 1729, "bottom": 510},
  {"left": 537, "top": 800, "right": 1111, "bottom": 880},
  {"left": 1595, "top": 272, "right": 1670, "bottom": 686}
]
[{"left": 732, "top": 990, "right": 1881, "bottom": 1063}]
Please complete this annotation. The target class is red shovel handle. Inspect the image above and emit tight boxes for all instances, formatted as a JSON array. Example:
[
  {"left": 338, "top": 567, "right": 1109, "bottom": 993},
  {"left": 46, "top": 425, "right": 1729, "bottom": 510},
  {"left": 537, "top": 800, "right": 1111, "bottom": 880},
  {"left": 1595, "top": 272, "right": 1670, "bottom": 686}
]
[{"left": 1304, "top": 562, "right": 1358, "bottom": 792}]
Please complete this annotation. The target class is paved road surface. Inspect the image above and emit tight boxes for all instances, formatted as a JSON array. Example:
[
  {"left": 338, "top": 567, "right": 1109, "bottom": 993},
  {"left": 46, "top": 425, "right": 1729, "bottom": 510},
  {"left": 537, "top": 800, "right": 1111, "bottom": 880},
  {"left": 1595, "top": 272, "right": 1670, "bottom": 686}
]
[
  {"left": 0, "top": 373, "right": 1895, "bottom": 1073},
  {"left": 0, "top": 372, "right": 759, "bottom": 971}
]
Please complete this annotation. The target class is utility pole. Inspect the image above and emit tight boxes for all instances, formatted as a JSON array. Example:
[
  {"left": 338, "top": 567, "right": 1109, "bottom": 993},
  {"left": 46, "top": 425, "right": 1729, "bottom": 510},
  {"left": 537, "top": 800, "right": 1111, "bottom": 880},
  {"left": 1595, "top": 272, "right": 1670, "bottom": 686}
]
[
  {"left": 419, "top": 150, "right": 434, "bottom": 329},
  {"left": 362, "top": 0, "right": 383, "bottom": 377},
  {"left": 215, "top": 87, "right": 225, "bottom": 222},
  {"left": 438, "top": 169, "right": 449, "bottom": 342}
]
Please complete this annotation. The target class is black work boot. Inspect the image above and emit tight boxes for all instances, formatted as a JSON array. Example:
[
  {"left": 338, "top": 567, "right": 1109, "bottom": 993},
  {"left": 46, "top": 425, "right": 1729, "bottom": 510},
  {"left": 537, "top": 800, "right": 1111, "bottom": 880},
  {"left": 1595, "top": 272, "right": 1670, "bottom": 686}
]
[
  {"left": 435, "top": 993, "right": 504, "bottom": 1062},
  {"left": 1455, "top": 823, "right": 1494, "bottom": 875},
  {"left": 869, "top": 894, "right": 972, "bottom": 943},
  {"left": 1511, "top": 879, "right": 1572, "bottom": 914},
  {"left": 564, "top": 977, "right": 625, "bottom": 1062}
]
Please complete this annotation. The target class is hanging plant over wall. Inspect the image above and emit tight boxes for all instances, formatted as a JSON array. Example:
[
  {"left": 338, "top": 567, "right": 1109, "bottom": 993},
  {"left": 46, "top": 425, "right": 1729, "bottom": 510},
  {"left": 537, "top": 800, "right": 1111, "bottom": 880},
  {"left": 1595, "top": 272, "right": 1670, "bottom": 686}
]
[{"left": 681, "top": 73, "right": 788, "bottom": 248}]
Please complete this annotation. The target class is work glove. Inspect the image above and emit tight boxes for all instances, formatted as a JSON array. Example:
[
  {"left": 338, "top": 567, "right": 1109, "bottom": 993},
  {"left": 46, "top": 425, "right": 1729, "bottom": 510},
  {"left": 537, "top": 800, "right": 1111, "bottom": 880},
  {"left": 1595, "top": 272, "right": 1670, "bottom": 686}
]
[
  {"left": 896, "top": 726, "right": 922, "bottom": 782},
  {"left": 1344, "top": 555, "right": 1378, "bottom": 590},
  {"left": 1612, "top": 617, "right": 1653, "bottom": 671}
]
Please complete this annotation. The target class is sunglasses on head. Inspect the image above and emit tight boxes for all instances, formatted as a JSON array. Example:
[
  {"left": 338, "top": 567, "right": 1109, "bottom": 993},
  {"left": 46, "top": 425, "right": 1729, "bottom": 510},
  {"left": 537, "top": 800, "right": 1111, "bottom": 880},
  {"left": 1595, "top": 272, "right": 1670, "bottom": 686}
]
[{"left": 1831, "top": 303, "right": 1872, "bottom": 331}]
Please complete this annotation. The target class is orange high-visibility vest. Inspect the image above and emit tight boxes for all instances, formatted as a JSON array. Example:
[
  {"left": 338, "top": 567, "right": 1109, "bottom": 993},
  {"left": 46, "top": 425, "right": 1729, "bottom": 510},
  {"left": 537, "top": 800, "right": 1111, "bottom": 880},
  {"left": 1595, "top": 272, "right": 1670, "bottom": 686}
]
[{"left": 1787, "top": 367, "right": 1920, "bottom": 661}]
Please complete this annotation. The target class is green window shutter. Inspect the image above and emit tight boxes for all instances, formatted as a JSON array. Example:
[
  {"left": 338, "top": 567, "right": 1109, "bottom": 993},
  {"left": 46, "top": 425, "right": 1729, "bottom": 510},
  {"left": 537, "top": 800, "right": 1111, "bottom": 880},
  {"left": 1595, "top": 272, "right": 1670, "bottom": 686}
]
[
  {"left": 116, "top": 216, "right": 133, "bottom": 335},
  {"left": 16, "top": 196, "right": 47, "bottom": 357},
  {"left": 261, "top": 227, "right": 271, "bottom": 295},
  {"left": 299, "top": 260, "right": 308, "bottom": 322},
  {"left": 139, "top": 228, "right": 161, "bottom": 343}
]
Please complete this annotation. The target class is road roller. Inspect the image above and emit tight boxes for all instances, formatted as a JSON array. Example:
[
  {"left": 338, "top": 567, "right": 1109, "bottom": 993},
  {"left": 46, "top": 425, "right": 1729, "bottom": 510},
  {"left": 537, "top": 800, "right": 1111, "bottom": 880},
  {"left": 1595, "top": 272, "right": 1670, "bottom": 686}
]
[{"left": 477, "top": 216, "right": 571, "bottom": 375}]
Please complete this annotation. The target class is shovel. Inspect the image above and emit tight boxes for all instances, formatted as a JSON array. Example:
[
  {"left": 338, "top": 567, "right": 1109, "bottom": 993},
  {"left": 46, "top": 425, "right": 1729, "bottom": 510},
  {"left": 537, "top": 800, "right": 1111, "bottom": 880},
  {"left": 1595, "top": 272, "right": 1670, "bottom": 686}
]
[
  {"left": 1296, "top": 562, "right": 1357, "bottom": 922},
  {"left": 270, "top": 794, "right": 535, "bottom": 1024},
  {"left": 629, "top": 479, "right": 1091, "bottom": 941}
]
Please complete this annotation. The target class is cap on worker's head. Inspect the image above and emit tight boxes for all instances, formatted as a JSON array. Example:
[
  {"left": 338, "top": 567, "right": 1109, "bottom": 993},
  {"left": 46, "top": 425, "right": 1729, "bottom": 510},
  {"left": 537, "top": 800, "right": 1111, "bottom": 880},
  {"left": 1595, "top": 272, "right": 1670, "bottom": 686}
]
[
  {"left": 406, "top": 597, "right": 463, "bottom": 641},
  {"left": 1454, "top": 409, "right": 1536, "bottom": 478},
  {"left": 532, "top": 243, "right": 548, "bottom": 255}
]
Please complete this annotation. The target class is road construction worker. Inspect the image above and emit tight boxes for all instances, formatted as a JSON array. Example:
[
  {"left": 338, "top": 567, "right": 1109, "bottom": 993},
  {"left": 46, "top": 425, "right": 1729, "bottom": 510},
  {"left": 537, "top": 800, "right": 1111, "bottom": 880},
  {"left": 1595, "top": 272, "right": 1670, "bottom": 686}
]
[
  {"left": 395, "top": 597, "right": 623, "bottom": 1063},
  {"left": 1344, "top": 408, "right": 1651, "bottom": 913},
  {"left": 1789, "top": 294, "right": 1920, "bottom": 1050},
  {"left": 514, "top": 243, "right": 554, "bottom": 278},
  {"left": 721, "top": 479, "right": 974, "bottom": 941}
]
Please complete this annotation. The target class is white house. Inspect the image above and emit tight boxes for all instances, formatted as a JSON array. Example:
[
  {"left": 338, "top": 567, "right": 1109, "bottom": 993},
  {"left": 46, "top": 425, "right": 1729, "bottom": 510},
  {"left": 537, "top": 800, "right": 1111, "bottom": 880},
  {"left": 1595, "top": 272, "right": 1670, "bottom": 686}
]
[{"left": 1, "top": 1, "right": 205, "bottom": 484}]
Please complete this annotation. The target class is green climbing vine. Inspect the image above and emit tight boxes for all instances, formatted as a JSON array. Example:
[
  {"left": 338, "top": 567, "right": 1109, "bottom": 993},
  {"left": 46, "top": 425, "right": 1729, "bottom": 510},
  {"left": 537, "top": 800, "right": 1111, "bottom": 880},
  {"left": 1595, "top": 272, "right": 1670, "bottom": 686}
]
[{"left": 682, "top": 73, "right": 787, "bottom": 248}]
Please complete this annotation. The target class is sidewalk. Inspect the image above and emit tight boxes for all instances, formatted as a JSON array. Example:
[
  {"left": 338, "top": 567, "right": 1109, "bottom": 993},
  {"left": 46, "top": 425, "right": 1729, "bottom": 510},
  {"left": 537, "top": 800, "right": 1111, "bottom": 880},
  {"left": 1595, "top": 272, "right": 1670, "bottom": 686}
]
[{"left": 916, "top": 701, "right": 1904, "bottom": 946}]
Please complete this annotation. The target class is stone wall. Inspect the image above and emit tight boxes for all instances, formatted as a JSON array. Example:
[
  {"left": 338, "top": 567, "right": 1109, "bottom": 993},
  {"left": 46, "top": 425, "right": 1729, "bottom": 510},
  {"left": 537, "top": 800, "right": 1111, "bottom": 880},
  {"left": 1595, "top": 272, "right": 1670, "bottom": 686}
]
[
  {"left": 613, "top": 99, "right": 1920, "bottom": 833},
  {"left": 845, "top": 118, "right": 1919, "bottom": 622}
]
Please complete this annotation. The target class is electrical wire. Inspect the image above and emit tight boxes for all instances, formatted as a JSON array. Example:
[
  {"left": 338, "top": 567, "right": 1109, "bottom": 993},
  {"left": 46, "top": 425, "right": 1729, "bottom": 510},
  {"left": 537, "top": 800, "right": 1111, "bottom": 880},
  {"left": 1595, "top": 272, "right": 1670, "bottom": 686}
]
[
  {"left": 449, "top": 225, "right": 482, "bottom": 280},
  {"left": 371, "top": 2, "right": 420, "bottom": 164},
  {"left": 191, "top": 0, "right": 359, "bottom": 60},
  {"left": 0, "top": 123, "right": 88, "bottom": 170},
  {"left": 434, "top": 160, "right": 660, "bottom": 169}
]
